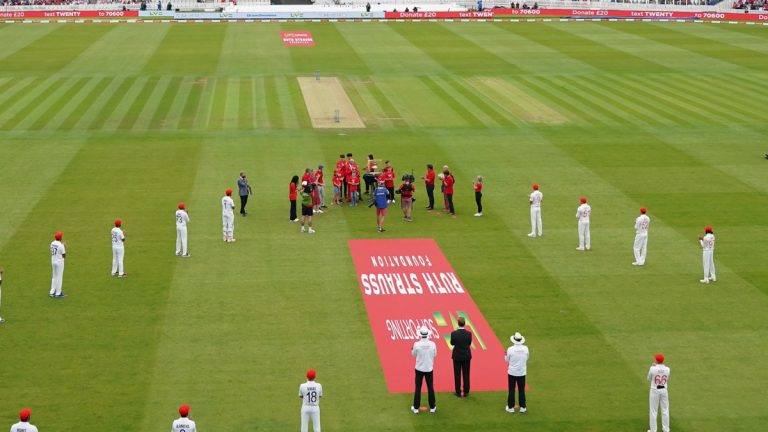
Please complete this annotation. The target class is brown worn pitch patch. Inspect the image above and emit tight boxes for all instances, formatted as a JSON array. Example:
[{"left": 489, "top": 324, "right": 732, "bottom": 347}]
[{"left": 297, "top": 77, "right": 365, "bottom": 129}]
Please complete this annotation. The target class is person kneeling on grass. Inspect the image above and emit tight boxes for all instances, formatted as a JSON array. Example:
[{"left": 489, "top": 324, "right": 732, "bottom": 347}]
[
  {"left": 397, "top": 176, "right": 415, "bottom": 221},
  {"left": 300, "top": 182, "right": 315, "bottom": 234},
  {"left": 372, "top": 181, "right": 390, "bottom": 232}
]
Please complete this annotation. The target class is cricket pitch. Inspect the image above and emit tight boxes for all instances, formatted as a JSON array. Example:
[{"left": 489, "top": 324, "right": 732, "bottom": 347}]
[{"left": 298, "top": 77, "right": 365, "bottom": 129}]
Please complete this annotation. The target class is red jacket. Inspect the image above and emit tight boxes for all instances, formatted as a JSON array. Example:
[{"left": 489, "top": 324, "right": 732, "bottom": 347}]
[
  {"left": 289, "top": 182, "right": 297, "bottom": 200},
  {"left": 425, "top": 169, "right": 435, "bottom": 186},
  {"left": 444, "top": 175, "right": 455, "bottom": 194}
]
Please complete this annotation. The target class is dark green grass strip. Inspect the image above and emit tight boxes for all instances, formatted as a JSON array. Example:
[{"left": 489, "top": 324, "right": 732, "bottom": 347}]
[
  {"left": 418, "top": 76, "right": 485, "bottom": 127},
  {"left": 0, "top": 77, "right": 17, "bottom": 96},
  {"left": 444, "top": 77, "right": 517, "bottom": 127},
  {"left": 28, "top": 78, "right": 90, "bottom": 131},
  {"left": 210, "top": 77, "right": 229, "bottom": 130},
  {"left": 117, "top": 77, "right": 161, "bottom": 130},
  {"left": 143, "top": 24, "right": 226, "bottom": 76},
  {"left": 0, "top": 78, "right": 38, "bottom": 112},
  {"left": 147, "top": 76, "right": 183, "bottom": 130},
  {"left": 0, "top": 78, "right": 63, "bottom": 130},
  {"left": 58, "top": 77, "right": 111, "bottom": 131},
  {"left": 513, "top": 75, "right": 606, "bottom": 125},
  {"left": 543, "top": 75, "right": 633, "bottom": 125},
  {"left": 655, "top": 77, "right": 756, "bottom": 123},
  {"left": 726, "top": 72, "right": 768, "bottom": 97},
  {"left": 238, "top": 76, "right": 254, "bottom": 130},
  {"left": 364, "top": 79, "right": 407, "bottom": 127},
  {"left": 695, "top": 73, "right": 768, "bottom": 116},
  {"left": 177, "top": 78, "right": 205, "bottom": 130},
  {"left": 287, "top": 76, "right": 311, "bottom": 129},
  {"left": 263, "top": 75, "right": 283, "bottom": 129},
  {"left": 87, "top": 76, "right": 138, "bottom": 131},
  {"left": 569, "top": 75, "right": 660, "bottom": 126}
]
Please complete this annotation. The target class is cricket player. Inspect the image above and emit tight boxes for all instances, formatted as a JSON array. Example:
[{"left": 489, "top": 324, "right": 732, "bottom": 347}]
[
  {"left": 575, "top": 197, "right": 591, "bottom": 251},
  {"left": 412, "top": 326, "right": 437, "bottom": 414},
  {"left": 528, "top": 184, "right": 543, "bottom": 237},
  {"left": 0, "top": 267, "right": 5, "bottom": 324},
  {"left": 633, "top": 208, "right": 650, "bottom": 266},
  {"left": 175, "top": 203, "right": 190, "bottom": 257},
  {"left": 111, "top": 219, "right": 126, "bottom": 277},
  {"left": 50, "top": 232, "right": 66, "bottom": 298},
  {"left": 647, "top": 354, "right": 670, "bottom": 432},
  {"left": 172, "top": 405, "right": 196, "bottom": 432},
  {"left": 299, "top": 369, "right": 323, "bottom": 432},
  {"left": 10, "top": 409, "right": 38, "bottom": 432},
  {"left": 222, "top": 189, "right": 236, "bottom": 242},
  {"left": 699, "top": 226, "right": 716, "bottom": 283}
]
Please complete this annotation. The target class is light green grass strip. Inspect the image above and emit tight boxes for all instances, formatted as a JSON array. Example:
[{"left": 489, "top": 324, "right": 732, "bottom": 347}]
[
  {"left": 237, "top": 76, "right": 254, "bottom": 130},
  {"left": 24, "top": 77, "right": 91, "bottom": 131},
  {"left": 8, "top": 77, "right": 82, "bottom": 131},
  {"left": 578, "top": 74, "right": 680, "bottom": 127},
  {"left": 0, "top": 78, "right": 37, "bottom": 110},
  {"left": 177, "top": 77, "right": 205, "bottom": 130},
  {"left": 274, "top": 75, "right": 299, "bottom": 129},
  {"left": 193, "top": 76, "right": 217, "bottom": 130},
  {"left": 0, "top": 77, "right": 59, "bottom": 129},
  {"left": 511, "top": 75, "right": 602, "bottom": 125},
  {"left": 252, "top": 76, "right": 268, "bottom": 129},
  {"left": 159, "top": 76, "right": 193, "bottom": 131},
  {"left": 132, "top": 76, "right": 173, "bottom": 132},
  {"left": 147, "top": 76, "right": 183, "bottom": 130},
  {"left": 222, "top": 77, "right": 240, "bottom": 130},
  {"left": 442, "top": 76, "right": 519, "bottom": 128},
  {"left": 556, "top": 76, "right": 652, "bottom": 127},
  {"left": 545, "top": 75, "right": 635, "bottom": 125},
  {"left": 208, "top": 76, "right": 228, "bottom": 130},
  {"left": 422, "top": 75, "right": 494, "bottom": 128},
  {"left": 74, "top": 76, "right": 129, "bottom": 131},
  {"left": 101, "top": 75, "right": 151, "bottom": 131},
  {"left": 262, "top": 75, "right": 282, "bottom": 129},
  {"left": 0, "top": 24, "right": 57, "bottom": 62},
  {"left": 41, "top": 77, "right": 105, "bottom": 132}
]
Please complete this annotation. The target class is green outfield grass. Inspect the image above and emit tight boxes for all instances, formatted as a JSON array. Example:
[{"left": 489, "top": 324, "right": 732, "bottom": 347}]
[{"left": 0, "top": 21, "right": 767, "bottom": 432}]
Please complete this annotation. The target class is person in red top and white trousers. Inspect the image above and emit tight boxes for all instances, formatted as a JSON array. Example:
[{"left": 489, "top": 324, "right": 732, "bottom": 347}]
[
  {"left": 315, "top": 165, "right": 325, "bottom": 209},
  {"left": 422, "top": 164, "right": 436, "bottom": 210},
  {"left": 443, "top": 169, "right": 455, "bottom": 215},
  {"left": 473, "top": 176, "right": 483, "bottom": 217},
  {"left": 289, "top": 175, "right": 299, "bottom": 222}
]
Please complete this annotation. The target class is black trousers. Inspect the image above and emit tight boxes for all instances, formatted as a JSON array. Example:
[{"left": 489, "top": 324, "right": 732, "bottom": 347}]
[
  {"left": 289, "top": 200, "right": 297, "bottom": 221},
  {"left": 453, "top": 359, "right": 471, "bottom": 395},
  {"left": 387, "top": 186, "right": 395, "bottom": 200},
  {"left": 413, "top": 370, "right": 436, "bottom": 409},
  {"left": 426, "top": 185, "right": 435, "bottom": 209},
  {"left": 343, "top": 179, "right": 348, "bottom": 200},
  {"left": 446, "top": 193, "right": 455, "bottom": 214},
  {"left": 507, "top": 374, "right": 526, "bottom": 408},
  {"left": 240, "top": 195, "right": 248, "bottom": 214},
  {"left": 475, "top": 191, "right": 482, "bottom": 213}
]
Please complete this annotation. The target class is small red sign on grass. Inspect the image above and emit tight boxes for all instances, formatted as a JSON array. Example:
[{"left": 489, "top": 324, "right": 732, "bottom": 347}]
[{"left": 281, "top": 31, "right": 314, "bottom": 47}]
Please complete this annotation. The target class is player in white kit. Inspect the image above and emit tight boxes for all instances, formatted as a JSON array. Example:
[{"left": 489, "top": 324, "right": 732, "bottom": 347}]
[
  {"left": 222, "top": 189, "right": 236, "bottom": 243},
  {"left": 172, "top": 405, "right": 196, "bottom": 432},
  {"left": 633, "top": 208, "right": 650, "bottom": 266},
  {"left": 111, "top": 219, "right": 126, "bottom": 277},
  {"left": 299, "top": 369, "right": 323, "bottom": 432},
  {"left": 528, "top": 184, "right": 543, "bottom": 237},
  {"left": 647, "top": 353, "right": 670, "bottom": 432},
  {"left": 50, "top": 232, "right": 66, "bottom": 298},
  {"left": 575, "top": 197, "right": 591, "bottom": 250},
  {"left": 175, "top": 203, "right": 190, "bottom": 257},
  {"left": 10, "top": 409, "right": 38, "bottom": 432},
  {"left": 699, "top": 226, "right": 716, "bottom": 283}
]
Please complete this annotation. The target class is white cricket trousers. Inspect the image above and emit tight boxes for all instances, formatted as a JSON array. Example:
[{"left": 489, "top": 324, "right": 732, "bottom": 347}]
[
  {"left": 530, "top": 207, "right": 542, "bottom": 236},
  {"left": 222, "top": 213, "right": 234, "bottom": 239},
  {"left": 703, "top": 250, "right": 715, "bottom": 281},
  {"left": 50, "top": 261, "right": 64, "bottom": 295},
  {"left": 633, "top": 233, "right": 648, "bottom": 265},
  {"left": 578, "top": 220, "right": 590, "bottom": 249},
  {"left": 649, "top": 388, "right": 670, "bottom": 432},
  {"left": 300, "top": 406, "right": 320, "bottom": 432},
  {"left": 176, "top": 226, "right": 188, "bottom": 255},
  {"left": 112, "top": 246, "right": 125, "bottom": 275}
]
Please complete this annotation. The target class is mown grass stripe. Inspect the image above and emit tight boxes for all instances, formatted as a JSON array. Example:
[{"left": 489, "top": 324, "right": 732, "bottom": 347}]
[
  {"left": 148, "top": 76, "right": 183, "bottom": 130},
  {"left": 0, "top": 77, "right": 15, "bottom": 94},
  {"left": 104, "top": 75, "right": 154, "bottom": 131},
  {"left": 513, "top": 75, "right": 609, "bottom": 126},
  {"left": 288, "top": 75, "right": 311, "bottom": 130},
  {"left": 85, "top": 76, "right": 138, "bottom": 131},
  {"left": 347, "top": 77, "right": 390, "bottom": 129},
  {"left": 364, "top": 79, "right": 407, "bottom": 127},
  {"left": 274, "top": 75, "right": 298, "bottom": 129},
  {"left": 725, "top": 72, "right": 768, "bottom": 97},
  {"left": 161, "top": 77, "right": 193, "bottom": 131},
  {"left": 0, "top": 78, "right": 62, "bottom": 130},
  {"left": 263, "top": 75, "right": 283, "bottom": 129},
  {"left": 177, "top": 77, "right": 205, "bottom": 130},
  {"left": 8, "top": 77, "right": 82, "bottom": 131},
  {"left": 193, "top": 76, "right": 217, "bottom": 130},
  {"left": 698, "top": 73, "right": 768, "bottom": 112},
  {"left": 131, "top": 76, "right": 173, "bottom": 132},
  {"left": 562, "top": 76, "right": 658, "bottom": 127},
  {"left": 0, "top": 78, "right": 37, "bottom": 112},
  {"left": 547, "top": 75, "right": 636, "bottom": 125},
  {"left": 654, "top": 76, "right": 757, "bottom": 123},
  {"left": 253, "top": 76, "right": 269, "bottom": 129},
  {"left": 238, "top": 76, "right": 254, "bottom": 130},
  {"left": 420, "top": 75, "right": 489, "bottom": 128},
  {"left": 208, "top": 77, "right": 228, "bottom": 130},
  {"left": 43, "top": 77, "right": 105, "bottom": 132},
  {"left": 26, "top": 77, "right": 91, "bottom": 131},
  {"left": 222, "top": 77, "right": 240, "bottom": 130},
  {"left": 443, "top": 76, "right": 517, "bottom": 128}
]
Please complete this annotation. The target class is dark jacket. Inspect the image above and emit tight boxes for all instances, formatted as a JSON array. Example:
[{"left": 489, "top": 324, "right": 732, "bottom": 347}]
[{"left": 450, "top": 328, "right": 472, "bottom": 361}]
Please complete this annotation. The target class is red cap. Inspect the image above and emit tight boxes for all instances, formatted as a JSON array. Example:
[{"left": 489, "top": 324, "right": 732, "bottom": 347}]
[
  {"left": 640, "top": 208, "right": 646, "bottom": 214},
  {"left": 178, "top": 203, "right": 185, "bottom": 210},
  {"left": 19, "top": 409, "right": 31, "bottom": 421},
  {"left": 179, "top": 405, "right": 190, "bottom": 417},
  {"left": 115, "top": 219, "right": 122, "bottom": 227},
  {"left": 306, "top": 369, "right": 316, "bottom": 380},
  {"left": 532, "top": 184, "right": 539, "bottom": 190},
  {"left": 704, "top": 226, "right": 713, "bottom": 233},
  {"left": 54, "top": 232, "right": 63, "bottom": 240},
  {"left": 654, "top": 353, "right": 665, "bottom": 363},
  {"left": 225, "top": 189, "right": 232, "bottom": 196},
  {"left": 580, "top": 197, "right": 587, "bottom": 204}
]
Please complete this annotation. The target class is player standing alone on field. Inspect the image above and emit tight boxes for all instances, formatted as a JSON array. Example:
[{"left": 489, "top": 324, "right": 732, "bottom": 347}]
[
  {"left": 10, "top": 409, "right": 38, "bottom": 432},
  {"left": 111, "top": 219, "right": 126, "bottom": 277},
  {"left": 647, "top": 354, "right": 670, "bottom": 432},
  {"left": 411, "top": 326, "right": 437, "bottom": 414},
  {"left": 299, "top": 369, "right": 323, "bottom": 432},
  {"left": 238, "top": 171, "right": 252, "bottom": 216},
  {"left": 505, "top": 332, "right": 529, "bottom": 413},
  {"left": 699, "top": 226, "right": 716, "bottom": 283},
  {"left": 528, "top": 184, "right": 542, "bottom": 237},
  {"left": 175, "top": 203, "right": 190, "bottom": 257},
  {"left": 222, "top": 189, "right": 236, "bottom": 242},
  {"left": 50, "top": 232, "right": 66, "bottom": 298},
  {"left": 575, "top": 197, "right": 591, "bottom": 251},
  {"left": 473, "top": 176, "right": 483, "bottom": 217},
  {"left": 633, "top": 208, "right": 650, "bottom": 266},
  {"left": 172, "top": 405, "right": 196, "bottom": 432}
]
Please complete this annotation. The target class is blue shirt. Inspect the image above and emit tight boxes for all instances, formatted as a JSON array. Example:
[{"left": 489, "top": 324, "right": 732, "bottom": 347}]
[{"left": 373, "top": 187, "right": 389, "bottom": 209}]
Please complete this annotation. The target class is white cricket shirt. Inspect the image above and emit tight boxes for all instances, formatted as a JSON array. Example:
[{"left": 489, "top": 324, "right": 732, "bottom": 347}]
[
  {"left": 171, "top": 417, "right": 196, "bottom": 432},
  {"left": 10, "top": 421, "right": 38, "bottom": 432},
  {"left": 576, "top": 204, "right": 591, "bottom": 222},
  {"left": 700, "top": 233, "right": 715, "bottom": 251},
  {"left": 635, "top": 215, "right": 650, "bottom": 235},
  {"left": 529, "top": 190, "right": 543, "bottom": 207},
  {"left": 111, "top": 227, "right": 125, "bottom": 248},
  {"left": 175, "top": 210, "right": 189, "bottom": 228},
  {"left": 412, "top": 338, "right": 437, "bottom": 372},
  {"left": 222, "top": 196, "right": 235, "bottom": 215},
  {"left": 50, "top": 240, "right": 65, "bottom": 264},
  {"left": 505, "top": 344, "right": 530, "bottom": 376},
  {"left": 299, "top": 380, "right": 323, "bottom": 407},
  {"left": 647, "top": 364, "right": 670, "bottom": 389}
]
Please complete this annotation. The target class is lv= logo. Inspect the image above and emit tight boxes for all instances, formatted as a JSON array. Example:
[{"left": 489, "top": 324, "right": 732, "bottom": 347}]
[{"left": 433, "top": 311, "right": 488, "bottom": 351}]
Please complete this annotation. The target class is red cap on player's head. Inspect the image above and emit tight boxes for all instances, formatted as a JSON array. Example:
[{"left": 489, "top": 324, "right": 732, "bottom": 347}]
[
  {"left": 178, "top": 203, "right": 185, "bottom": 210},
  {"left": 533, "top": 184, "right": 539, "bottom": 190},
  {"left": 640, "top": 208, "right": 646, "bottom": 214},
  {"left": 306, "top": 369, "right": 316, "bottom": 380},
  {"left": 54, "top": 232, "right": 63, "bottom": 240},
  {"left": 580, "top": 197, "right": 587, "bottom": 203},
  {"left": 19, "top": 409, "right": 31, "bottom": 422},
  {"left": 115, "top": 219, "right": 122, "bottom": 227},
  {"left": 705, "top": 226, "right": 713, "bottom": 233},
  {"left": 654, "top": 353, "right": 665, "bottom": 363},
  {"left": 225, "top": 189, "right": 232, "bottom": 196},
  {"left": 179, "top": 405, "right": 190, "bottom": 417}
]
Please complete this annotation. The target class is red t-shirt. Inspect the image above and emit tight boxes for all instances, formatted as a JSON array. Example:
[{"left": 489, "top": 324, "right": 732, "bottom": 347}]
[
  {"left": 302, "top": 173, "right": 312, "bottom": 184},
  {"left": 315, "top": 171, "right": 324, "bottom": 186},
  {"left": 333, "top": 175, "right": 342, "bottom": 188},
  {"left": 349, "top": 176, "right": 359, "bottom": 192},
  {"left": 289, "top": 182, "right": 297, "bottom": 200},
  {"left": 384, "top": 169, "right": 395, "bottom": 188},
  {"left": 425, "top": 169, "right": 435, "bottom": 186},
  {"left": 444, "top": 175, "right": 455, "bottom": 194},
  {"left": 475, "top": 182, "right": 482, "bottom": 193}
]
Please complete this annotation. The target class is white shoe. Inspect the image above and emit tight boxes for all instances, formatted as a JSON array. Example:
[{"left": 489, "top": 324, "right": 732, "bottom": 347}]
[
  {"left": 291, "top": 219, "right": 299, "bottom": 223},
  {"left": 505, "top": 406, "right": 514, "bottom": 413},
  {"left": 223, "top": 237, "right": 228, "bottom": 242},
  {"left": 230, "top": 238, "right": 236, "bottom": 242},
  {"left": 308, "top": 228, "right": 315, "bottom": 234},
  {"left": 474, "top": 213, "right": 482, "bottom": 217},
  {"left": 429, "top": 407, "right": 436, "bottom": 413},
  {"left": 632, "top": 262, "right": 639, "bottom": 266},
  {"left": 300, "top": 227, "right": 305, "bottom": 233},
  {"left": 711, "top": 277, "right": 716, "bottom": 282},
  {"left": 519, "top": 407, "right": 527, "bottom": 413},
  {"left": 316, "top": 209, "right": 324, "bottom": 214},
  {"left": 411, "top": 407, "right": 419, "bottom": 414},
  {"left": 576, "top": 247, "right": 585, "bottom": 251},
  {"left": 700, "top": 279, "right": 709, "bottom": 284},
  {"left": 527, "top": 233, "right": 535, "bottom": 237}
]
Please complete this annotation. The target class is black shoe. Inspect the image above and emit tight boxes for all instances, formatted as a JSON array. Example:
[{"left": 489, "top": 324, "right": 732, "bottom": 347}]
[{"left": 454, "top": 392, "right": 461, "bottom": 397}]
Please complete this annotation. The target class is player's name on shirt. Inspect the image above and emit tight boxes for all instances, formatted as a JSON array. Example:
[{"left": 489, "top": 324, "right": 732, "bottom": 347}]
[
  {"left": 360, "top": 271, "right": 465, "bottom": 296},
  {"left": 370, "top": 255, "right": 434, "bottom": 268}
]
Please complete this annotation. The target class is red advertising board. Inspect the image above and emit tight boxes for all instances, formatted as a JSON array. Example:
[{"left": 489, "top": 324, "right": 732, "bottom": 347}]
[
  {"left": 349, "top": 239, "right": 507, "bottom": 393},
  {"left": 385, "top": 8, "right": 768, "bottom": 21},
  {"left": 280, "top": 31, "right": 315, "bottom": 46},
  {"left": 0, "top": 10, "right": 138, "bottom": 18}
]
